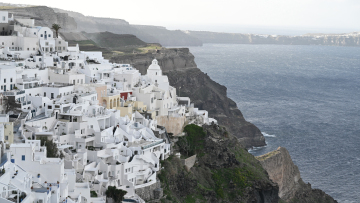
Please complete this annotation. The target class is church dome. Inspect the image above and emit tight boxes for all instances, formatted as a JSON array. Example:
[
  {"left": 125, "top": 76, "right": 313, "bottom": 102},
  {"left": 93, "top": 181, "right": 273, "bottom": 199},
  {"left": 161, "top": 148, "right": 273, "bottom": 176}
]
[{"left": 148, "top": 59, "right": 161, "bottom": 70}]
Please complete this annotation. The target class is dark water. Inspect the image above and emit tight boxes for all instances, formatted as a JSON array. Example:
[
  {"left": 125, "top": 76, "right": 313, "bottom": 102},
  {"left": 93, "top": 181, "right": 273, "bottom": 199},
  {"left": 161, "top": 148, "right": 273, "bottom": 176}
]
[{"left": 188, "top": 44, "right": 360, "bottom": 203}]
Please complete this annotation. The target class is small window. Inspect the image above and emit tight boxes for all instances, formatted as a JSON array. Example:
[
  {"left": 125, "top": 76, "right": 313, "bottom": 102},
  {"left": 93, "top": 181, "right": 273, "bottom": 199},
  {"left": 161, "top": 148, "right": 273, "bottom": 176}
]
[
  {"left": 12, "top": 42, "right": 14, "bottom": 45},
  {"left": 22, "top": 155, "right": 25, "bottom": 161},
  {"left": 41, "top": 34, "right": 43, "bottom": 37},
  {"left": 44, "top": 92, "right": 46, "bottom": 97},
  {"left": 2, "top": 16, "right": 5, "bottom": 21},
  {"left": 48, "top": 34, "right": 51, "bottom": 37},
  {"left": 3, "top": 79, "right": 6, "bottom": 83},
  {"left": 5, "top": 136, "right": 8, "bottom": 140},
  {"left": 34, "top": 32, "right": 36, "bottom": 35},
  {"left": 63, "top": 47, "right": 65, "bottom": 50},
  {"left": 10, "top": 78, "right": 12, "bottom": 82},
  {"left": 48, "top": 106, "right": 52, "bottom": 109},
  {"left": 27, "top": 48, "right": 29, "bottom": 51}
]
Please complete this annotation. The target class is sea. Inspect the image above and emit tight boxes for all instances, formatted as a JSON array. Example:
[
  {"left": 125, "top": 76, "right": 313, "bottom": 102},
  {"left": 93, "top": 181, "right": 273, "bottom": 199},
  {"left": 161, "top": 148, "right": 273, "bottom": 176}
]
[{"left": 187, "top": 44, "right": 360, "bottom": 203}]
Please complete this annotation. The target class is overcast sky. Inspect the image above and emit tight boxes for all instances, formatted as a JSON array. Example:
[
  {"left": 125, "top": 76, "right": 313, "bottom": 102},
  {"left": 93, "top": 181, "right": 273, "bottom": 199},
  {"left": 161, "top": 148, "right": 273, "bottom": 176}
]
[{"left": 5, "top": 0, "right": 360, "bottom": 35}]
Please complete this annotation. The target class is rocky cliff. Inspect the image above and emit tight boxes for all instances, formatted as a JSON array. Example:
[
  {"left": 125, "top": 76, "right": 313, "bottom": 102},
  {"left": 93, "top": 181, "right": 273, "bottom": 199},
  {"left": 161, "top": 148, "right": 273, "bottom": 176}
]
[
  {"left": 52, "top": 8, "right": 202, "bottom": 46},
  {"left": 158, "top": 124, "right": 278, "bottom": 203},
  {"left": 110, "top": 48, "right": 266, "bottom": 148},
  {"left": 257, "top": 147, "right": 338, "bottom": 203},
  {"left": 6, "top": 6, "right": 77, "bottom": 31}
]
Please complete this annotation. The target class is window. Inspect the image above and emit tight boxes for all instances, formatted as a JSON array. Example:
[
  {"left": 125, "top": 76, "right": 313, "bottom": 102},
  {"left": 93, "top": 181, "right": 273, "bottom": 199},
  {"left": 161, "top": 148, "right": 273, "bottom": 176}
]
[
  {"left": 48, "top": 34, "right": 51, "bottom": 37},
  {"left": 58, "top": 47, "right": 61, "bottom": 50},
  {"left": 44, "top": 92, "right": 46, "bottom": 97},
  {"left": 77, "top": 79, "right": 79, "bottom": 83},
  {"left": 5, "top": 136, "right": 8, "bottom": 140},
  {"left": 48, "top": 106, "right": 52, "bottom": 109},
  {"left": 1, "top": 86, "right": 2, "bottom": 90},
  {"left": 33, "top": 48, "right": 35, "bottom": 51},
  {"left": 12, "top": 42, "right": 14, "bottom": 45},
  {"left": 63, "top": 47, "right": 65, "bottom": 50},
  {"left": 10, "top": 78, "right": 12, "bottom": 82},
  {"left": 51, "top": 93, "right": 54, "bottom": 99},
  {"left": 41, "top": 34, "right": 43, "bottom": 37},
  {"left": 59, "top": 41, "right": 61, "bottom": 44},
  {"left": 2, "top": 16, "right": 5, "bottom": 21},
  {"left": 3, "top": 79, "right": 5, "bottom": 83},
  {"left": 27, "top": 48, "right": 29, "bottom": 51},
  {"left": 45, "top": 42, "right": 49, "bottom": 46},
  {"left": 34, "top": 32, "right": 36, "bottom": 35},
  {"left": 22, "top": 155, "right": 25, "bottom": 161}
]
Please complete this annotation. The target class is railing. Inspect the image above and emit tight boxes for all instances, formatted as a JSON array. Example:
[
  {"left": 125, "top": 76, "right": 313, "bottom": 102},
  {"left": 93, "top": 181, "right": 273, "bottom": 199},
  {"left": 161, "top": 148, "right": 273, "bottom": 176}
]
[
  {"left": 2, "top": 90, "right": 25, "bottom": 96},
  {"left": 141, "top": 140, "right": 165, "bottom": 150}
]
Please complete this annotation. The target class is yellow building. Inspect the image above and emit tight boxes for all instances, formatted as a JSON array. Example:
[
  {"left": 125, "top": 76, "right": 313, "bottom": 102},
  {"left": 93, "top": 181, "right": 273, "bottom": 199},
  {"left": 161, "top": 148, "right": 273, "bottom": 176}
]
[
  {"left": 101, "top": 94, "right": 149, "bottom": 120},
  {"left": 0, "top": 120, "right": 14, "bottom": 145}
]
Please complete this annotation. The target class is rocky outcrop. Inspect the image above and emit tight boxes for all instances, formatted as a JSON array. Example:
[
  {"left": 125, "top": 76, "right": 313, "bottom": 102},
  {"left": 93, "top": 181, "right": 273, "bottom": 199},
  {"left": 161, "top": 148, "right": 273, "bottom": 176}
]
[
  {"left": 257, "top": 147, "right": 337, "bottom": 203},
  {"left": 110, "top": 48, "right": 266, "bottom": 148},
  {"left": 158, "top": 124, "right": 279, "bottom": 203}
]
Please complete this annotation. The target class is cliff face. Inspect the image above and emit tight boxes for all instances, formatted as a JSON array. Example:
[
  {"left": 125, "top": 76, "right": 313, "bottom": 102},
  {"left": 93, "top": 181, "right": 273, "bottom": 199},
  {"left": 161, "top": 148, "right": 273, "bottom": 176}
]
[
  {"left": 7, "top": 6, "right": 77, "bottom": 31},
  {"left": 257, "top": 147, "right": 338, "bottom": 203},
  {"left": 53, "top": 8, "right": 202, "bottom": 46},
  {"left": 110, "top": 48, "right": 266, "bottom": 148},
  {"left": 158, "top": 124, "right": 278, "bottom": 203}
]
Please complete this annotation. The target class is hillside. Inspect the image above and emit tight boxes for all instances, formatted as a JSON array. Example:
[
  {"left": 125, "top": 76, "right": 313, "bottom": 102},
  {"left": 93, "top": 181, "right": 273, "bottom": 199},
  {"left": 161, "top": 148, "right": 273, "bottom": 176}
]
[{"left": 157, "top": 124, "right": 278, "bottom": 203}]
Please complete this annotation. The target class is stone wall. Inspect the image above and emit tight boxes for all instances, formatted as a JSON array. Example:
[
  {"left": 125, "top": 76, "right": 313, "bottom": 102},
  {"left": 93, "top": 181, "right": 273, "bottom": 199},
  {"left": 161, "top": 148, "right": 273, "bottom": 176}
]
[
  {"left": 156, "top": 116, "right": 186, "bottom": 135},
  {"left": 135, "top": 180, "right": 162, "bottom": 201}
]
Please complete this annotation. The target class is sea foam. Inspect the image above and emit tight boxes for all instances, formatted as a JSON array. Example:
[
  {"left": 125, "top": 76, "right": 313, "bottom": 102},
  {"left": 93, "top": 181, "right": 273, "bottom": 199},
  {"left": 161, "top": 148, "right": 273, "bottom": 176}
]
[{"left": 262, "top": 132, "right": 276, "bottom": 137}]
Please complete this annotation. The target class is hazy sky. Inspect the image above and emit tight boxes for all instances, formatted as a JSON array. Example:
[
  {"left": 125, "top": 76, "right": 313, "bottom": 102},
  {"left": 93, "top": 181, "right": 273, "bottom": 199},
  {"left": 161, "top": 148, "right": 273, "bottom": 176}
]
[{"left": 5, "top": 0, "right": 360, "bottom": 34}]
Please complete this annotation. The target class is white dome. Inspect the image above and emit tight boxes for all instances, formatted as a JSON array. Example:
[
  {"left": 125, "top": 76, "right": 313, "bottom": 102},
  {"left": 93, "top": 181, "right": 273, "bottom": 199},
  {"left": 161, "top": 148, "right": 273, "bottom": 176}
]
[{"left": 148, "top": 59, "right": 161, "bottom": 70}]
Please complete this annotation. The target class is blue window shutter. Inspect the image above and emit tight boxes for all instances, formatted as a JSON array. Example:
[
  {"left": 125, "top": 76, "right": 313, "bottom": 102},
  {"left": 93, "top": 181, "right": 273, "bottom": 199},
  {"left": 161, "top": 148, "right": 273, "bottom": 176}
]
[
  {"left": 22, "top": 155, "right": 25, "bottom": 161},
  {"left": 11, "top": 159, "right": 14, "bottom": 163}
]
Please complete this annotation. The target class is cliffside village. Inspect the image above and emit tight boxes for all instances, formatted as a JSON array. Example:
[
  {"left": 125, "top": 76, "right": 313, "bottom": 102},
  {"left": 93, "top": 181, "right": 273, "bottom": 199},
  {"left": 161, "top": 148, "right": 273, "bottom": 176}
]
[{"left": 0, "top": 11, "right": 216, "bottom": 203}]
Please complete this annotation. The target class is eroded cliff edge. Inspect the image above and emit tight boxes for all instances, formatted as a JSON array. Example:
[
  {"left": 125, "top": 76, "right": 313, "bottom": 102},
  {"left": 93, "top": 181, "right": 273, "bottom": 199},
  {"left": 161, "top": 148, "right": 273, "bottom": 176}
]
[
  {"left": 110, "top": 48, "right": 266, "bottom": 148},
  {"left": 257, "top": 147, "right": 338, "bottom": 203},
  {"left": 157, "top": 124, "right": 278, "bottom": 203}
]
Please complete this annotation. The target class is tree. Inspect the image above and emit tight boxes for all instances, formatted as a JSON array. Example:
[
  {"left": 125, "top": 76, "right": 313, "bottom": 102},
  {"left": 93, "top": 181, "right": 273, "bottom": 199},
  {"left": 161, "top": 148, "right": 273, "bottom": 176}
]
[
  {"left": 105, "top": 186, "right": 127, "bottom": 203},
  {"left": 39, "top": 137, "right": 60, "bottom": 158},
  {"left": 51, "top": 24, "right": 61, "bottom": 38}
]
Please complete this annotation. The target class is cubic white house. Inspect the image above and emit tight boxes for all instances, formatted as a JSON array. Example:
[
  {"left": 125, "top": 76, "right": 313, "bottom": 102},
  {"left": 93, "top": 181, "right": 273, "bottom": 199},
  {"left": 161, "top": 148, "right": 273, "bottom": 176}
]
[{"left": 0, "top": 11, "right": 216, "bottom": 203}]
